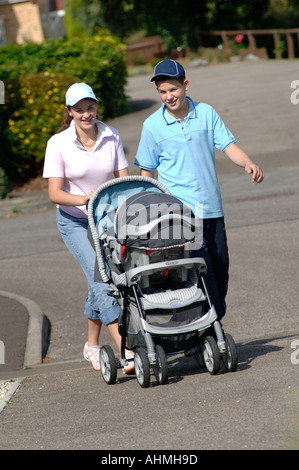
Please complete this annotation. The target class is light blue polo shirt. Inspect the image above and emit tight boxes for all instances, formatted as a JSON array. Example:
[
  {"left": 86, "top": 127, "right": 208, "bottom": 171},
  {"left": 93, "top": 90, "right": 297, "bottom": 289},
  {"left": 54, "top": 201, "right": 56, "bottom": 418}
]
[{"left": 134, "top": 97, "right": 236, "bottom": 218}]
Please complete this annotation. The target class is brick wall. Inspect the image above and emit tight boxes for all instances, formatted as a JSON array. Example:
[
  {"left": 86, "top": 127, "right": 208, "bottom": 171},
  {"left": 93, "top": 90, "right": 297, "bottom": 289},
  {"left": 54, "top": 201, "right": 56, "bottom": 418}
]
[{"left": 0, "top": 1, "right": 45, "bottom": 44}]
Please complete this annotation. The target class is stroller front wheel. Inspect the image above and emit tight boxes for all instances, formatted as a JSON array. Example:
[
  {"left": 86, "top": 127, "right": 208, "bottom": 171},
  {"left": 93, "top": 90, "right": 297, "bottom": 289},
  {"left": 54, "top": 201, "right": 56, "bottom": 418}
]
[
  {"left": 99, "top": 345, "right": 117, "bottom": 384},
  {"left": 202, "top": 336, "right": 220, "bottom": 375},
  {"left": 221, "top": 333, "right": 238, "bottom": 372},
  {"left": 135, "top": 347, "right": 150, "bottom": 388},
  {"left": 153, "top": 345, "right": 168, "bottom": 385}
]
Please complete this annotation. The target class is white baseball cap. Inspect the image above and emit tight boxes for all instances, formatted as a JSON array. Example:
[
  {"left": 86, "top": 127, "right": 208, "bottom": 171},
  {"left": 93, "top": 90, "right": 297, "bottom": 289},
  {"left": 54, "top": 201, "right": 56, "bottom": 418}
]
[{"left": 65, "top": 83, "right": 98, "bottom": 106}]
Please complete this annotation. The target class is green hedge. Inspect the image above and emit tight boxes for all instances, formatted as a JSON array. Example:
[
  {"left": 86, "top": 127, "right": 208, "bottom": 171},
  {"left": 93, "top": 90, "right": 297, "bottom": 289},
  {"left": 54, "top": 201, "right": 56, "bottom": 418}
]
[{"left": 0, "top": 31, "right": 128, "bottom": 185}]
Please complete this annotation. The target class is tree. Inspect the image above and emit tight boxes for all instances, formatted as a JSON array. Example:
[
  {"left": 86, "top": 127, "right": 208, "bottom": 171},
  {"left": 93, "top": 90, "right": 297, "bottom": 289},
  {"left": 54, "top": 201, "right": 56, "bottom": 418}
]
[
  {"left": 134, "top": 0, "right": 208, "bottom": 49},
  {"left": 262, "top": 0, "right": 299, "bottom": 28},
  {"left": 204, "top": 0, "right": 270, "bottom": 30},
  {"left": 65, "top": 0, "right": 140, "bottom": 39},
  {"left": 65, "top": 0, "right": 298, "bottom": 49}
]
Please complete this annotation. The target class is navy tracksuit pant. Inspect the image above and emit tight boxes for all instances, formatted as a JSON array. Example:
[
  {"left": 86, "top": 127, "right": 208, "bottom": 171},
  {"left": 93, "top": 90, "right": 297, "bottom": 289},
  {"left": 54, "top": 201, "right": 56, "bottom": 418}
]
[{"left": 191, "top": 217, "right": 229, "bottom": 320}]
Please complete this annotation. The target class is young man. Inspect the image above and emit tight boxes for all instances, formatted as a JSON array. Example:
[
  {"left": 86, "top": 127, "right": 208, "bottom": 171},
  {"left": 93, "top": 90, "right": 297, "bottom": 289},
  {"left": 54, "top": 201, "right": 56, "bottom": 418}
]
[{"left": 134, "top": 59, "right": 264, "bottom": 320}]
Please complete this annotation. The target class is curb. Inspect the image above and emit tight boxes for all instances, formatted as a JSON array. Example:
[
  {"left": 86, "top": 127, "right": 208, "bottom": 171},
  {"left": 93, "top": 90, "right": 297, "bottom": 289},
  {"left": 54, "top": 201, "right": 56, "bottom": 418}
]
[
  {"left": 0, "top": 378, "right": 24, "bottom": 413},
  {"left": 0, "top": 291, "right": 50, "bottom": 367},
  {"left": 0, "top": 194, "right": 54, "bottom": 219}
]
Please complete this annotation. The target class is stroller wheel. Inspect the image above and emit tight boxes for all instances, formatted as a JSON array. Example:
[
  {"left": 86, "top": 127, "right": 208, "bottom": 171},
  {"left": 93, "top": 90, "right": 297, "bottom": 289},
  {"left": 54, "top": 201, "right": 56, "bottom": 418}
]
[
  {"left": 135, "top": 347, "right": 150, "bottom": 388},
  {"left": 221, "top": 333, "right": 238, "bottom": 372},
  {"left": 202, "top": 336, "right": 220, "bottom": 375},
  {"left": 153, "top": 345, "right": 168, "bottom": 385},
  {"left": 99, "top": 345, "right": 117, "bottom": 385}
]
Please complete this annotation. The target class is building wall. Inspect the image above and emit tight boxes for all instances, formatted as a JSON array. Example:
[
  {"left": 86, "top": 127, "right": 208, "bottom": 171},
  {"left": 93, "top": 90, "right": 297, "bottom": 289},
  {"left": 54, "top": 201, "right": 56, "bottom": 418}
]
[{"left": 0, "top": 1, "right": 45, "bottom": 44}]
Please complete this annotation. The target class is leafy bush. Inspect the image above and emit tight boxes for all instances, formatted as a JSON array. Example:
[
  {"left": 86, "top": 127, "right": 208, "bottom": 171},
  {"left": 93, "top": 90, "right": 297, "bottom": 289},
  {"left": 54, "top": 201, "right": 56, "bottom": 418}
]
[
  {"left": 0, "top": 31, "right": 128, "bottom": 185},
  {"left": 2, "top": 72, "right": 75, "bottom": 181}
]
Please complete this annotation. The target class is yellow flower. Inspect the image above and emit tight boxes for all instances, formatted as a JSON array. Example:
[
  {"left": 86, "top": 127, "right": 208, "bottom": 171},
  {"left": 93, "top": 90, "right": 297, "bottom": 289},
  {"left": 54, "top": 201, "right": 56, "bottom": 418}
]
[
  {"left": 8, "top": 119, "right": 14, "bottom": 126},
  {"left": 29, "top": 133, "right": 35, "bottom": 139},
  {"left": 13, "top": 111, "right": 19, "bottom": 117},
  {"left": 24, "top": 138, "right": 30, "bottom": 145},
  {"left": 19, "top": 133, "right": 25, "bottom": 139}
]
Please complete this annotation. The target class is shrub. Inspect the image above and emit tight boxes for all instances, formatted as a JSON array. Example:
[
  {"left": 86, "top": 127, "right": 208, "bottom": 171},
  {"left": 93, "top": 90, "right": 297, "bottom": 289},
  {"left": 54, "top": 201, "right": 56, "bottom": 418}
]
[
  {"left": 0, "top": 31, "right": 128, "bottom": 185},
  {"left": 2, "top": 72, "right": 76, "bottom": 182}
]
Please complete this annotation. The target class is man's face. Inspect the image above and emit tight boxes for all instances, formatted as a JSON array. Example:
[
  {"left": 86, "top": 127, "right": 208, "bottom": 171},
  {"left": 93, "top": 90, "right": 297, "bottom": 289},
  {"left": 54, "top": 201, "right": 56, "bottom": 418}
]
[{"left": 156, "top": 78, "right": 189, "bottom": 117}]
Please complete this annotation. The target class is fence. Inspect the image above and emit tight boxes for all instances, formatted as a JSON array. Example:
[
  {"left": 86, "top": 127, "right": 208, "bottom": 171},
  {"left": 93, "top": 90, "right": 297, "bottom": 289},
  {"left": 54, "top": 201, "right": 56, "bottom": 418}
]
[
  {"left": 199, "top": 28, "right": 299, "bottom": 59},
  {"left": 125, "top": 29, "right": 299, "bottom": 65}
]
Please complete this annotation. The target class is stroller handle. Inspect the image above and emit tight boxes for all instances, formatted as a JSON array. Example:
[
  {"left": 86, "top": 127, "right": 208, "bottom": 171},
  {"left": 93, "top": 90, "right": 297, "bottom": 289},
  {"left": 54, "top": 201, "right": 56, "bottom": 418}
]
[{"left": 89, "top": 175, "right": 171, "bottom": 203}]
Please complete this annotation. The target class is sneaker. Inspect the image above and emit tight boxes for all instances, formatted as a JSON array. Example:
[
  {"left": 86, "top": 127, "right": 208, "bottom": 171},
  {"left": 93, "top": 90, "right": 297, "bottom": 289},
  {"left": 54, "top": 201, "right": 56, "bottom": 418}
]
[
  {"left": 123, "top": 350, "right": 135, "bottom": 375},
  {"left": 83, "top": 342, "right": 101, "bottom": 371}
]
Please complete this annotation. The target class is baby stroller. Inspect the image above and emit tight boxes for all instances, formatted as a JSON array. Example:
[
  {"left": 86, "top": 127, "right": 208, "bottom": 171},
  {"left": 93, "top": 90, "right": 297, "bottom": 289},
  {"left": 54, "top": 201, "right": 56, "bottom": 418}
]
[{"left": 88, "top": 176, "right": 237, "bottom": 387}]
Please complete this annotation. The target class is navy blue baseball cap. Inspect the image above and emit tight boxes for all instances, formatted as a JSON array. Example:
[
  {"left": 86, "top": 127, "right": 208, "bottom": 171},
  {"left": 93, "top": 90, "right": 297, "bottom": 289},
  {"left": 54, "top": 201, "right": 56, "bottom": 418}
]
[{"left": 150, "top": 59, "right": 185, "bottom": 82}]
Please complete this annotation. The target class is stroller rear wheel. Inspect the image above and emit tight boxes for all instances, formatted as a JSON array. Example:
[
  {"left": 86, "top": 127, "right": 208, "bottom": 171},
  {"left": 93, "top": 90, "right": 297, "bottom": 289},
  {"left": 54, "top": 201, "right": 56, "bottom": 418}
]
[
  {"left": 99, "top": 345, "right": 117, "bottom": 384},
  {"left": 202, "top": 336, "right": 220, "bottom": 375},
  {"left": 221, "top": 333, "right": 238, "bottom": 372},
  {"left": 153, "top": 345, "right": 168, "bottom": 385},
  {"left": 135, "top": 347, "right": 150, "bottom": 388}
]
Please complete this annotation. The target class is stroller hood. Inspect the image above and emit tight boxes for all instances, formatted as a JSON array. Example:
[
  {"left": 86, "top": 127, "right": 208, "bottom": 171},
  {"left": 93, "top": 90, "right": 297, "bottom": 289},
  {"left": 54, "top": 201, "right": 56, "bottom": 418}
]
[
  {"left": 88, "top": 176, "right": 171, "bottom": 282},
  {"left": 115, "top": 190, "right": 197, "bottom": 249},
  {"left": 88, "top": 176, "right": 202, "bottom": 283}
]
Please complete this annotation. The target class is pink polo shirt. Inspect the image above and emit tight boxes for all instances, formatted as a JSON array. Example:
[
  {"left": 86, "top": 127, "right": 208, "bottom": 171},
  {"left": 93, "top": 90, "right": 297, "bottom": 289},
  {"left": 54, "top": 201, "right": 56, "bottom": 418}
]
[{"left": 43, "top": 120, "right": 128, "bottom": 218}]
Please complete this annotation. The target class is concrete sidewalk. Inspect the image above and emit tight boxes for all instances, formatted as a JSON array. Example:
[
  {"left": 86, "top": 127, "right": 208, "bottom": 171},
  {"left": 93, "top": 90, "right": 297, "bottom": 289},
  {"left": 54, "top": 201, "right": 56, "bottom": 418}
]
[{"left": 0, "top": 59, "right": 299, "bottom": 450}]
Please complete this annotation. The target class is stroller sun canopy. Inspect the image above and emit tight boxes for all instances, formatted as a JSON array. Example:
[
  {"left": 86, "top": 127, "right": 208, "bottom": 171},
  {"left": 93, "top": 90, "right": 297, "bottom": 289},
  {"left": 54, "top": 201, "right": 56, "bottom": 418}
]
[
  {"left": 90, "top": 179, "right": 168, "bottom": 238},
  {"left": 115, "top": 191, "right": 197, "bottom": 248},
  {"left": 88, "top": 176, "right": 202, "bottom": 283}
]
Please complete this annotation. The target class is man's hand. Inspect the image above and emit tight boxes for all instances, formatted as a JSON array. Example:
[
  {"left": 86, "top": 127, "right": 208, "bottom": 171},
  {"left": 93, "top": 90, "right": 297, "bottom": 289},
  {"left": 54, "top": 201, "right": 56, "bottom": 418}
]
[{"left": 244, "top": 163, "right": 264, "bottom": 184}]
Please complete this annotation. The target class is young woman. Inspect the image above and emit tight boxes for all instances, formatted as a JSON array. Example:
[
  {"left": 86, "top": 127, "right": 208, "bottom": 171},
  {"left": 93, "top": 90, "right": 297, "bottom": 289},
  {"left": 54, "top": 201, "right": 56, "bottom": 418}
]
[{"left": 43, "top": 83, "right": 134, "bottom": 373}]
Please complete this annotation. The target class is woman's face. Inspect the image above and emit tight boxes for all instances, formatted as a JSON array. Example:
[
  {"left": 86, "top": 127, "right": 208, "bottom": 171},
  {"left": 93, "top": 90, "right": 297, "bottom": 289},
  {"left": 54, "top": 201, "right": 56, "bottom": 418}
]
[{"left": 67, "top": 98, "right": 97, "bottom": 132}]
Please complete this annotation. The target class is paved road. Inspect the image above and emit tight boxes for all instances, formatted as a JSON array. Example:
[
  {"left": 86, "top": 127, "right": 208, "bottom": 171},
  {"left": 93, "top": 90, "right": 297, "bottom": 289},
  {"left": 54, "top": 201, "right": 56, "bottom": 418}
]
[{"left": 0, "top": 60, "right": 298, "bottom": 450}]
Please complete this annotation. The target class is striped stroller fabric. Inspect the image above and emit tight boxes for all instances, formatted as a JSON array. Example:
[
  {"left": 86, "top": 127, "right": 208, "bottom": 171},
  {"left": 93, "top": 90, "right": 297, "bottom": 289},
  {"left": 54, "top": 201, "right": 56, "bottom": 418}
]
[{"left": 143, "top": 285, "right": 199, "bottom": 305}]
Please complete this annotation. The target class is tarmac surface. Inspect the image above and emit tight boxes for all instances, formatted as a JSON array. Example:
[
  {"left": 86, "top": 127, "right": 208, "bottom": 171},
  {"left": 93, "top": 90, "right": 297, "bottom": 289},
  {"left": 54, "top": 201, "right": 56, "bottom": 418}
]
[{"left": 0, "top": 59, "right": 299, "bottom": 451}]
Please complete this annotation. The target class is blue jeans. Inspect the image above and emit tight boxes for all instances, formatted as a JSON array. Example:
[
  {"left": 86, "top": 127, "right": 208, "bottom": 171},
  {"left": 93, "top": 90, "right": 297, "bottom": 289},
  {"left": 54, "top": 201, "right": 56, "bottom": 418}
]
[
  {"left": 191, "top": 217, "right": 229, "bottom": 320},
  {"left": 56, "top": 209, "right": 121, "bottom": 325}
]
